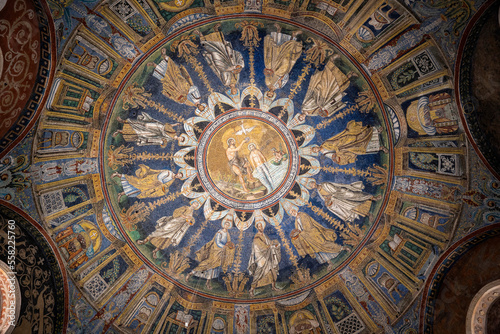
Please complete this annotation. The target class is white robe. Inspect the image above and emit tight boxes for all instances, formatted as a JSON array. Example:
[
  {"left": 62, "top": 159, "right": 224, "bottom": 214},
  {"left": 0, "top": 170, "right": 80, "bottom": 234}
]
[
  {"left": 201, "top": 33, "right": 244, "bottom": 87},
  {"left": 125, "top": 112, "right": 176, "bottom": 146},
  {"left": 318, "top": 181, "right": 373, "bottom": 222},
  {"left": 147, "top": 206, "right": 194, "bottom": 249},
  {"left": 248, "top": 232, "right": 281, "bottom": 287},
  {"left": 149, "top": 215, "right": 190, "bottom": 247}
]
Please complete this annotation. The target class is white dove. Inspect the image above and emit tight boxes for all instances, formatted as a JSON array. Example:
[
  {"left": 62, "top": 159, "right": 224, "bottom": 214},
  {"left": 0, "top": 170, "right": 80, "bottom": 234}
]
[{"left": 235, "top": 121, "right": 257, "bottom": 136}]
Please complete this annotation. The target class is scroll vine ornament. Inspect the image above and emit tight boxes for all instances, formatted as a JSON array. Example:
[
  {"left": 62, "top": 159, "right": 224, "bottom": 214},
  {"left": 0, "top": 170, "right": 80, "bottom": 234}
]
[
  {"left": 0, "top": 223, "right": 55, "bottom": 333},
  {"left": 0, "top": 0, "right": 39, "bottom": 130}
]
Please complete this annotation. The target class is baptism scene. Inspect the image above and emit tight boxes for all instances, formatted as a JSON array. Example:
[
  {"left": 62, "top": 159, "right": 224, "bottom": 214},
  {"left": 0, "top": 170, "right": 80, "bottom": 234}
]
[{"left": 0, "top": 0, "right": 500, "bottom": 333}]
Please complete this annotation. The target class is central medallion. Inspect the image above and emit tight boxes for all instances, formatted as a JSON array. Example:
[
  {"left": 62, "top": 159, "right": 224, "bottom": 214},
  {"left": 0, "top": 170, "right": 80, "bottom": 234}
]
[{"left": 197, "top": 109, "right": 299, "bottom": 210}]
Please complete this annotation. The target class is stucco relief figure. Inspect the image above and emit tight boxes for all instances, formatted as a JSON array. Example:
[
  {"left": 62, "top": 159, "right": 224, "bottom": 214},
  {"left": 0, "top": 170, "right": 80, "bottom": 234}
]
[
  {"left": 226, "top": 137, "right": 252, "bottom": 192},
  {"left": 302, "top": 57, "right": 355, "bottom": 117},
  {"left": 185, "top": 221, "right": 235, "bottom": 289},
  {"left": 113, "top": 112, "right": 180, "bottom": 147},
  {"left": 196, "top": 24, "right": 244, "bottom": 94},
  {"left": 137, "top": 203, "right": 198, "bottom": 258},
  {"left": 148, "top": 48, "right": 205, "bottom": 110},
  {"left": 290, "top": 210, "right": 348, "bottom": 270},
  {"left": 248, "top": 143, "right": 274, "bottom": 193},
  {"left": 313, "top": 181, "right": 380, "bottom": 223},
  {"left": 112, "top": 165, "right": 182, "bottom": 201},
  {"left": 248, "top": 222, "right": 281, "bottom": 296},
  {"left": 312, "top": 120, "right": 387, "bottom": 165},
  {"left": 263, "top": 24, "right": 303, "bottom": 97}
]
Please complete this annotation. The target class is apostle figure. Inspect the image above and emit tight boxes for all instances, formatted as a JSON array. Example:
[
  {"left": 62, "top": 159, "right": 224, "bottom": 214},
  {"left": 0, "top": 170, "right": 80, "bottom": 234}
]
[
  {"left": 113, "top": 112, "right": 179, "bottom": 147},
  {"left": 263, "top": 24, "right": 303, "bottom": 97},
  {"left": 248, "top": 143, "right": 273, "bottom": 193},
  {"left": 313, "top": 180, "right": 379, "bottom": 223},
  {"left": 112, "top": 165, "right": 182, "bottom": 201},
  {"left": 302, "top": 56, "right": 355, "bottom": 117},
  {"left": 290, "top": 210, "right": 347, "bottom": 270},
  {"left": 248, "top": 222, "right": 281, "bottom": 296},
  {"left": 185, "top": 221, "right": 235, "bottom": 289},
  {"left": 312, "top": 121, "right": 386, "bottom": 165},
  {"left": 196, "top": 24, "right": 244, "bottom": 94},
  {"left": 137, "top": 203, "right": 198, "bottom": 258},
  {"left": 148, "top": 48, "right": 205, "bottom": 110}
]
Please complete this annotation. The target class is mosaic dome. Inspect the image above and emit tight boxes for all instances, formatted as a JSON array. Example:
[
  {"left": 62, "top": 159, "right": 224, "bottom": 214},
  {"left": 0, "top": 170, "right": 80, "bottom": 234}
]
[
  {"left": 102, "top": 18, "right": 390, "bottom": 299},
  {"left": 3, "top": 0, "right": 500, "bottom": 332}
]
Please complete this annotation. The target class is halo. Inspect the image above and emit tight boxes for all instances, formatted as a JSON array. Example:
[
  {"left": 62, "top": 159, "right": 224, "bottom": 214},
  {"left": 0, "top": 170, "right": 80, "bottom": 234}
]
[
  {"left": 227, "top": 137, "right": 235, "bottom": 146},
  {"left": 248, "top": 143, "right": 257, "bottom": 151},
  {"left": 221, "top": 218, "right": 233, "bottom": 229},
  {"left": 255, "top": 220, "right": 266, "bottom": 230}
]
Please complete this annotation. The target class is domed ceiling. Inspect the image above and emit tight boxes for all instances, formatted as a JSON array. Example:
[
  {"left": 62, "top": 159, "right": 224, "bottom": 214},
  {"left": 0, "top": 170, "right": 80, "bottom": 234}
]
[
  {"left": 0, "top": 0, "right": 499, "bottom": 333},
  {"left": 103, "top": 18, "right": 391, "bottom": 300}
]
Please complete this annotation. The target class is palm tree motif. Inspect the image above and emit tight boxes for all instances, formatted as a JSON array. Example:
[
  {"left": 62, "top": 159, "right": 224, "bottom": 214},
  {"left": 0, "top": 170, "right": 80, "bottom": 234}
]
[
  {"left": 122, "top": 84, "right": 151, "bottom": 110},
  {"left": 305, "top": 37, "right": 333, "bottom": 66}
]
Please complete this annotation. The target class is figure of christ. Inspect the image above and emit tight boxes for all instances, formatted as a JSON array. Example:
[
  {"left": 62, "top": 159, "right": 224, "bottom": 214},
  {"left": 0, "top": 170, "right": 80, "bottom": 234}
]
[
  {"left": 137, "top": 203, "right": 198, "bottom": 259},
  {"left": 185, "top": 221, "right": 235, "bottom": 289},
  {"left": 148, "top": 48, "right": 205, "bottom": 111},
  {"left": 113, "top": 112, "right": 180, "bottom": 147},
  {"left": 248, "top": 143, "right": 274, "bottom": 193},
  {"left": 263, "top": 23, "right": 303, "bottom": 98},
  {"left": 195, "top": 23, "right": 244, "bottom": 94},
  {"left": 312, "top": 120, "right": 388, "bottom": 165},
  {"left": 226, "top": 137, "right": 252, "bottom": 192},
  {"left": 301, "top": 57, "right": 356, "bottom": 117},
  {"left": 289, "top": 210, "right": 348, "bottom": 270},
  {"left": 312, "top": 180, "right": 381, "bottom": 223},
  {"left": 111, "top": 165, "right": 182, "bottom": 201},
  {"left": 248, "top": 223, "right": 281, "bottom": 296}
]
